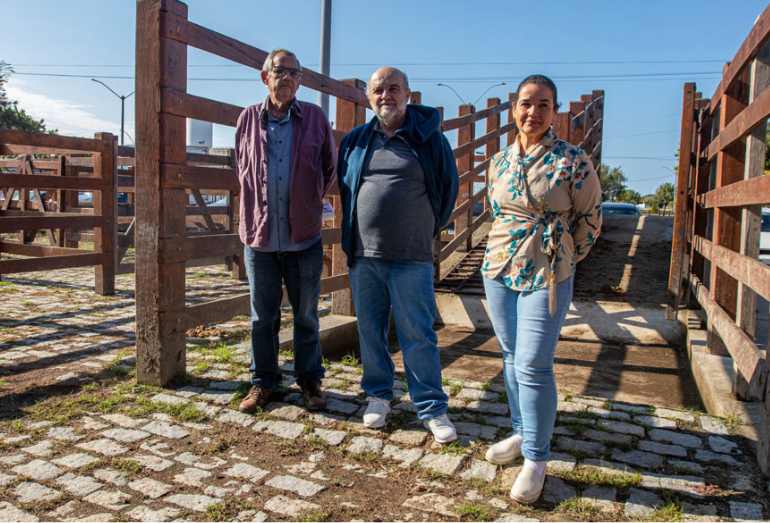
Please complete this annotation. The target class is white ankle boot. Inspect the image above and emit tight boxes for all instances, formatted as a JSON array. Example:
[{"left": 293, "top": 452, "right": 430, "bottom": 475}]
[{"left": 485, "top": 435, "right": 522, "bottom": 465}]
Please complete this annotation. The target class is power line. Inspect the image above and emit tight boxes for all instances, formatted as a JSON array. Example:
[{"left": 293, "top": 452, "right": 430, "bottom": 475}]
[
  {"left": 603, "top": 156, "right": 674, "bottom": 161},
  {"left": 605, "top": 130, "right": 679, "bottom": 139}
]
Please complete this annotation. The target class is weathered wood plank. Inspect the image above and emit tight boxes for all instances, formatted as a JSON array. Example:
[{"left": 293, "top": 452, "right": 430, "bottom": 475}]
[
  {"left": 162, "top": 88, "right": 242, "bottom": 127},
  {"left": 0, "top": 215, "right": 106, "bottom": 232},
  {"left": 161, "top": 163, "right": 238, "bottom": 190},
  {"left": 0, "top": 129, "right": 110, "bottom": 154},
  {"left": 0, "top": 173, "right": 109, "bottom": 191},
  {"left": 0, "top": 253, "right": 107, "bottom": 274},
  {"left": 441, "top": 100, "right": 514, "bottom": 132},
  {"left": 697, "top": 166, "right": 770, "bottom": 208}
]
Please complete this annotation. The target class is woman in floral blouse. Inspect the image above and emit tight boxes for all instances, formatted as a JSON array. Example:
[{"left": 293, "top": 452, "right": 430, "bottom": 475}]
[{"left": 481, "top": 75, "right": 602, "bottom": 503}]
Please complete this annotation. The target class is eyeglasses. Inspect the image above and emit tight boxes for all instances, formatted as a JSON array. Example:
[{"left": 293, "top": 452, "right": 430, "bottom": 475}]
[{"left": 270, "top": 66, "right": 302, "bottom": 79}]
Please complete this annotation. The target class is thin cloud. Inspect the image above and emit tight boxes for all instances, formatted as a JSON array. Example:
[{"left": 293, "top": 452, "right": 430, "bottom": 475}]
[{"left": 6, "top": 81, "right": 127, "bottom": 138}]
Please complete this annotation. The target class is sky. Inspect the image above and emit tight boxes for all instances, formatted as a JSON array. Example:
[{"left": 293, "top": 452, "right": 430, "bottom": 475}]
[{"left": 2, "top": 0, "right": 768, "bottom": 196}]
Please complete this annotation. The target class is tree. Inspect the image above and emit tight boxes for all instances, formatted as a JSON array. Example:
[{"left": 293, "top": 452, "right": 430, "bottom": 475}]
[
  {"left": 598, "top": 163, "right": 628, "bottom": 202},
  {"left": 0, "top": 61, "right": 51, "bottom": 132},
  {"left": 617, "top": 189, "right": 642, "bottom": 204},
  {"left": 655, "top": 182, "right": 675, "bottom": 214}
]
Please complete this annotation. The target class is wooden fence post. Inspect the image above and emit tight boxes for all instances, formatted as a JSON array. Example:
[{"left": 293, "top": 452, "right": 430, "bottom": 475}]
[
  {"left": 506, "top": 93, "right": 517, "bottom": 147},
  {"left": 485, "top": 97, "right": 501, "bottom": 214},
  {"left": 707, "top": 63, "right": 749, "bottom": 358},
  {"left": 135, "top": 0, "right": 189, "bottom": 386},
  {"left": 456, "top": 104, "right": 474, "bottom": 252},
  {"left": 667, "top": 83, "right": 697, "bottom": 320},
  {"left": 332, "top": 79, "right": 367, "bottom": 316},
  {"left": 434, "top": 106, "right": 444, "bottom": 283},
  {"left": 93, "top": 132, "right": 117, "bottom": 296},
  {"left": 591, "top": 90, "right": 605, "bottom": 167},
  {"left": 569, "top": 101, "right": 586, "bottom": 150}
]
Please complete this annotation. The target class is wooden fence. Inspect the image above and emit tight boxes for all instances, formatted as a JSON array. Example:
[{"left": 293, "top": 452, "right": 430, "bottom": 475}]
[
  {"left": 0, "top": 129, "right": 117, "bottom": 294},
  {"left": 668, "top": 4, "right": 770, "bottom": 474}
]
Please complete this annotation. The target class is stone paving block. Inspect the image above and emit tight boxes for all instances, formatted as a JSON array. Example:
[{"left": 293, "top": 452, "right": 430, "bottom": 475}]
[
  {"left": 175, "top": 453, "right": 227, "bottom": 470},
  {"left": 165, "top": 493, "right": 218, "bottom": 512},
  {"left": 139, "top": 440, "right": 176, "bottom": 457},
  {"left": 728, "top": 501, "right": 764, "bottom": 521},
  {"left": 79, "top": 417, "right": 110, "bottom": 431},
  {"left": 699, "top": 416, "right": 729, "bottom": 435},
  {"left": 325, "top": 397, "right": 360, "bottom": 415},
  {"left": 393, "top": 400, "right": 418, "bottom": 413},
  {"left": 581, "top": 458, "right": 637, "bottom": 476},
  {"left": 204, "top": 485, "right": 236, "bottom": 497},
  {"left": 0, "top": 473, "right": 15, "bottom": 487},
  {"left": 264, "top": 494, "right": 320, "bottom": 517},
  {"left": 485, "top": 415, "right": 512, "bottom": 429},
  {"left": 83, "top": 489, "right": 132, "bottom": 510},
  {"left": 542, "top": 475, "right": 576, "bottom": 504},
  {"left": 55, "top": 472, "right": 104, "bottom": 496},
  {"left": 348, "top": 436, "right": 384, "bottom": 454},
  {"left": 0, "top": 501, "right": 39, "bottom": 522},
  {"left": 708, "top": 435, "right": 739, "bottom": 454},
  {"left": 580, "top": 485, "right": 616, "bottom": 510},
  {"left": 457, "top": 388, "right": 499, "bottom": 401},
  {"left": 309, "top": 412, "right": 346, "bottom": 426},
  {"left": 214, "top": 409, "right": 254, "bottom": 427},
  {"left": 389, "top": 429, "right": 428, "bottom": 446},
  {"left": 557, "top": 400, "right": 585, "bottom": 413},
  {"left": 548, "top": 452, "right": 577, "bottom": 472},
  {"left": 589, "top": 407, "right": 631, "bottom": 421},
  {"left": 101, "top": 413, "right": 147, "bottom": 428},
  {"left": 14, "top": 481, "right": 61, "bottom": 502},
  {"left": 552, "top": 426, "right": 574, "bottom": 436},
  {"left": 649, "top": 428, "right": 702, "bottom": 448},
  {"left": 556, "top": 437, "right": 606, "bottom": 456},
  {"left": 611, "top": 449, "right": 663, "bottom": 469},
  {"left": 638, "top": 440, "right": 688, "bottom": 457},
  {"left": 495, "top": 513, "right": 539, "bottom": 522},
  {"left": 624, "top": 487, "right": 663, "bottom": 517},
  {"left": 634, "top": 415, "right": 677, "bottom": 429},
  {"left": 309, "top": 428, "right": 347, "bottom": 446},
  {"left": 402, "top": 493, "right": 456, "bottom": 517},
  {"left": 459, "top": 459, "right": 497, "bottom": 481},
  {"left": 383, "top": 444, "right": 424, "bottom": 468},
  {"left": 21, "top": 440, "right": 53, "bottom": 458},
  {"left": 610, "top": 402, "right": 650, "bottom": 414},
  {"left": 0, "top": 454, "right": 27, "bottom": 466},
  {"left": 209, "top": 380, "right": 242, "bottom": 391},
  {"left": 419, "top": 453, "right": 466, "bottom": 475},
  {"left": 253, "top": 420, "right": 306, "bottom": 440},
  {"left": 77, "top": 438, "right": 128, "bottom": 456},
  {"left": 266, "top": 475, "right": 326, "bottom": 497},
  {"left": 150, "top": 393, "right": 190, "bottom": 406},
  {"left": 93, "top": 469, "right": 128, "bottom": 487},
  {"left": 223, "top": 463, "right": 270, "bottom": 483},
  {"left": 639, "top": 472, "right": 705, "bottom": 499},
  {"left": 12, "top": 459, "right": 62, "bottom": 481},
  {"left": 693, "top": 449, "right": 740, "bottom": 465},
  {"left": 654, "top": 408, "right": 695, "bottom": 422},
  {"left": 126, "top": 454, "right": 175, "bottom": 472},
  {"left": 100, "top": 428, "right": 152, "bottom": 443},
  {"left": 127, "top": 477, "right": 173, "bottom": 499},
  {"left": 266, "top": 403, "right": 305, "bottom": 420},
  {"left": 141, "top": 420, "right": 190, "bottom": 440},
  {"left": 46, "top": 427, "right": 84, "bottom": 441},
  {"left": 193, "top": 402, "right": 222, "bottom": 418},
  {"left": 465, "top": 401, "right": 509, "bottom": 415},
  {"left": 583, "top": 429, "right": 633, "bottom": 445},
  {"left": 174, "top": 467, "right": 213, "bottom": 487},
  {"left": 126, "top": 505, "right": 181, "bottom": 522}
]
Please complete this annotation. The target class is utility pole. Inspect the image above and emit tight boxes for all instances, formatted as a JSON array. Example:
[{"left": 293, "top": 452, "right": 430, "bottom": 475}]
[{"left": 318, "top": 0, "right": 332, "bottom": 115}]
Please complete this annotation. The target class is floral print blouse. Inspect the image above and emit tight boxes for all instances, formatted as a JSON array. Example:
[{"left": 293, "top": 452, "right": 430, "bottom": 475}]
[{"left": 481, "top": 129, "right": 602, "bottom": 313}]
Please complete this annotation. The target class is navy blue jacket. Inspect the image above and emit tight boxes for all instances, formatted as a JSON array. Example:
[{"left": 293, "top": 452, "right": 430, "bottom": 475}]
[{"left": 336, "top": 104, "right": 460, "bottom": 265}]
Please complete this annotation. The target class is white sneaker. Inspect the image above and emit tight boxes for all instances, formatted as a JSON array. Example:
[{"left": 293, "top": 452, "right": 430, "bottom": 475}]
[
  {"left": 363, "top": 397, "right": 391, "bottom": 428},
  {"left": 510, "top": 466, "right": 546, "bottom": 504},
  {"left": 485, "top": 435, "right": 522, "bottom": 465},
  {"left": 424, "top": 414, "right": 457, "bottom": 443}
]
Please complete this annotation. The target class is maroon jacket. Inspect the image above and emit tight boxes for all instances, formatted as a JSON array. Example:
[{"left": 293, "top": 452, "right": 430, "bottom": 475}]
[{"left": 235, "top": 98, "right": 337, "bottom": 248}]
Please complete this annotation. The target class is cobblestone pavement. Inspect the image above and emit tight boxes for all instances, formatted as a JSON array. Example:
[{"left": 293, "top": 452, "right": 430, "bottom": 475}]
[{"left": 0, "top": 266, "right": 768, "bottom": 522}]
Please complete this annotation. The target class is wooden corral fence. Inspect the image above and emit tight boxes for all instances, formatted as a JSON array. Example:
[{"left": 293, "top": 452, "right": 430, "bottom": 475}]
[
  {"left": 668, "top": 5, "right": 770, "bottom": 474},
  {"left": 134, "top": 0, "right": 606, "bottom": 386},
  {"left": 0, "top": 129, "right": 118, "bottom": 295}
]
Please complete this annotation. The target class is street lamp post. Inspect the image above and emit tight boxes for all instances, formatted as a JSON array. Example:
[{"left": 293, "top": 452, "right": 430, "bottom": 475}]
[
  {"left": 437, "top": 82, "right": 506, "bottom": 107},
  {"left": 91, "top": 78, "right": 134, "bottom": 146}
]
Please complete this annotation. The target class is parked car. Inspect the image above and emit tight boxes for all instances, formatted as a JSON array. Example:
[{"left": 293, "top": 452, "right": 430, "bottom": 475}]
[
  {"left": 761, "top": 207, "right": 770, "bottom": 254},
  {"left": 602, "top": 202, "right": 641, "bottom": 216}
]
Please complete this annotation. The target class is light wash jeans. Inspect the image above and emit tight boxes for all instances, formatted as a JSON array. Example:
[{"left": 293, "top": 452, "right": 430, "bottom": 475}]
[
  {"left": 244, "top": 240, "right": 325, "bottom": 391},
  {"left": 348, "top": 257, "right": 448, "bottom": 420},
  {"left": 483, "top": 274, "right": 574, "bottom": 461}
]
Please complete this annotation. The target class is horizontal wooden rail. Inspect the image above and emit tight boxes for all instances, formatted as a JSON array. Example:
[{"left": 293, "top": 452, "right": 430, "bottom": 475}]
[
  {"left": 692, "top": 235, "right": 770, "bottom": 302},
  {"left": 696, "top": 175, "right": 770, "bottom": 208},
  {"left": 0, "top": 215, "right": 107, "bottom": 232},
  {"left": 0, "top": 252, "right": 108, "bottom": 274},
  {"left": 160, "top": 10, "right": 369, "bottom": 107},
  {"left": 0, "top": 129, "right": 111, "bottom": 155},
  {"left": 448, "top": 187, "right": 487, "bottom": 223},
  {"left": 162, "top": 89, "right": 242, "bottom": 128},
  {"left": 690, "top": 274, "right": 768, "bottom": 397},
  {"left": 0, "top": 241, "right": 87, "bottom": 257},
  {"left": 442, "top": 100, "right": 514, "bottom": 132},
  {"left": 453, "top": 121, "right": 517, "bottom": 159},
  {"left": 439, "top": 212, "right": 490, "bottom": 262},
  {"left": 457, "top": 158, "right": 490, "bottom": 186},
  {"left": 161, "top": 163, "right": 239, "bottom": 191},
  {"left": 0, "top": 173, "right": 109, "bottom": 191},
  {"left": 706, "top": 83, "right": 770, "bottom": 161}
]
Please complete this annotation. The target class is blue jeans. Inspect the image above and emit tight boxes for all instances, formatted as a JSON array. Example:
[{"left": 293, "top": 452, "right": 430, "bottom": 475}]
[
  {"left": 244, "top": 239, "right": 325, "bottom": 391},
  {"left": 483, "top": 274, "right": 574, "bottom": 461},
  {"left": 348, "top": 257, "right": 448, "bottom": 420}
]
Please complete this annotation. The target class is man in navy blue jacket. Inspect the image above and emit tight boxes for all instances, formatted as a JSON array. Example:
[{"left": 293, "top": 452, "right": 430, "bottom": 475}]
[{"left": 337, "top": 66, "right": 459, "bottom": 443}]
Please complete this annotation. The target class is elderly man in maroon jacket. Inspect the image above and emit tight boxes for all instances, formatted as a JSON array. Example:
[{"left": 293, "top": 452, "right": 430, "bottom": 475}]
[{"left": 235, "top": 48, "right": 336, "bottom": 413}]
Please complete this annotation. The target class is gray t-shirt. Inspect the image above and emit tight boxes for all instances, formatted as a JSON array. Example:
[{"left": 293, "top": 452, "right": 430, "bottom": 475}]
[{"left": 353, "top": 126, "right": 435, "bottom": 261}]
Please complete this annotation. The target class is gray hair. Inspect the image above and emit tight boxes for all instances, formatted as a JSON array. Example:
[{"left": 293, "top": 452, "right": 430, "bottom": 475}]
[
  {"left": 262, "top": 48, "right": 302, "bottom": 74},
  {"left": 365, "top": 67, "right": 410, "bottom": 95}
]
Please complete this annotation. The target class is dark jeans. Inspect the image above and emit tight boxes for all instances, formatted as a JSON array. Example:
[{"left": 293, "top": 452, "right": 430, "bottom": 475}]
[{"left": 244, "top": 239, "right": 325, "bottom": 391}]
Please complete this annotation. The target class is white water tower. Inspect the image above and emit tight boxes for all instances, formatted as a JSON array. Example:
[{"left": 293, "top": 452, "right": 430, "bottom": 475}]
[{"left": 186, "top": 119, "right": 213, "bottom": 154}]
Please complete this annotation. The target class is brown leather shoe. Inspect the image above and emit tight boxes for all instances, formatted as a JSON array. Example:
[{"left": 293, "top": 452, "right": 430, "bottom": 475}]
[
  {"left": 301, "top": 381, "right": 327, "bottom": 411},
  {"left": 239, "top": 386, "right": 273, "bottom": 414}
]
